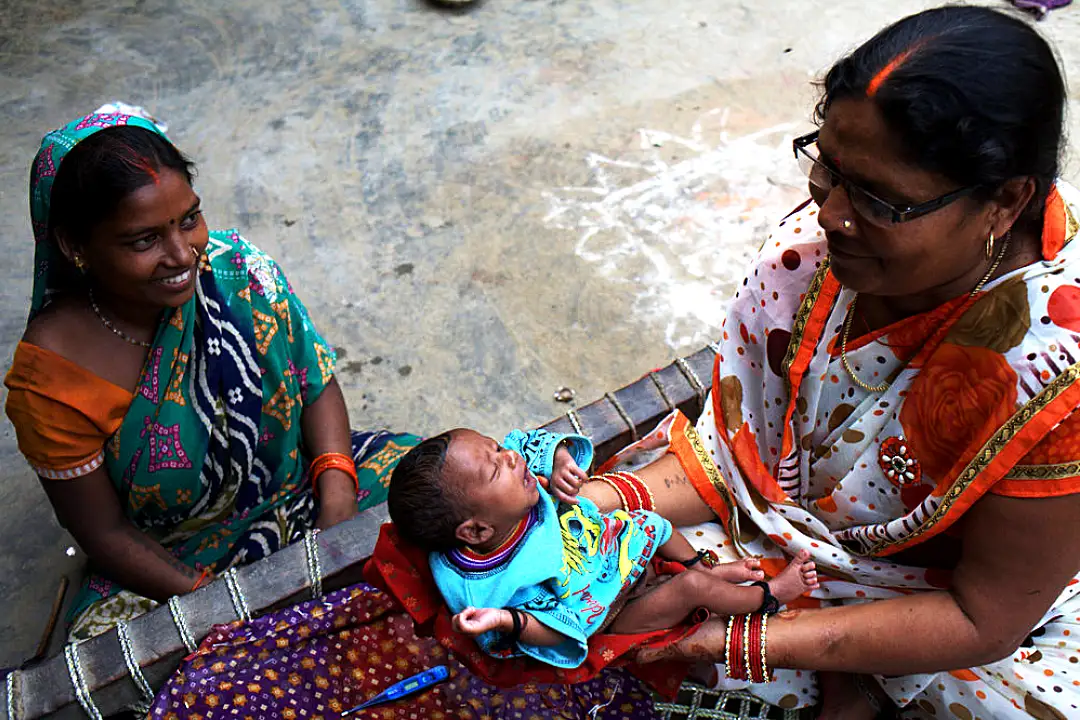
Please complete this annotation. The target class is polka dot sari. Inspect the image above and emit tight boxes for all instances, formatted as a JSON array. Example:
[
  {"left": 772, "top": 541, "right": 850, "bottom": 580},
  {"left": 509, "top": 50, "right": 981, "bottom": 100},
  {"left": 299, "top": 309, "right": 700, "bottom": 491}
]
[{"left": 603, "top": 184, "right": 1080, "bottom": 718}]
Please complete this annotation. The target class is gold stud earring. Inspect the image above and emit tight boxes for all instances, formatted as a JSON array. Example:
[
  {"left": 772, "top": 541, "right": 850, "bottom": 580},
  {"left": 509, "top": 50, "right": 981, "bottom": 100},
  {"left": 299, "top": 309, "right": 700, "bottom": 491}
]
[
  {"left": 73, "top": 254, "right": 86, "bottom": 272},
  {"left": 986, "top": 231, "right": 995, "bottom": 259},
  {"left": 842, "top": 219, "right": 853, "bottom": 230}
]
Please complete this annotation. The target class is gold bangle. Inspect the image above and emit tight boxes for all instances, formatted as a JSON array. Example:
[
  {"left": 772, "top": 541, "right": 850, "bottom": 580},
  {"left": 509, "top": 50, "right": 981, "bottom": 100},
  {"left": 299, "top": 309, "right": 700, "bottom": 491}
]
[
  {"left": 591, "top": 475, "right": 629, "bottom": 511},
  {"left": 724, "top": 615, "right": 736, "bottom": 679},
  {"left": 742, "top": 614, "right": 752, "bottom": 684},
  {"left": 760, "top": 612, "right": 770, "bottom": 684}
]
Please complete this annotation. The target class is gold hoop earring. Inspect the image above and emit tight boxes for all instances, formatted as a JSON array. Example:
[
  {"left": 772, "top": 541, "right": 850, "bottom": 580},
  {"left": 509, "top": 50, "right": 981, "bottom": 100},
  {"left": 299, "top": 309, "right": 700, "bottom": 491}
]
[
  {"left": 190, "top": 246, "right": 199, "bottom": 258},
  {"left": 842, "top": 219, "right": 853, "bottom": 230},
  {"left": 986, "top": 231, "right": 995, "bottom": 259}
]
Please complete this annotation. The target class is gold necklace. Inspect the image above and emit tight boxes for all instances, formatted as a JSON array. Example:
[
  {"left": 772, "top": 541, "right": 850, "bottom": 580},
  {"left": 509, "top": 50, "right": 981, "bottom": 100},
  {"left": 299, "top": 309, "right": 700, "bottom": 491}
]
[
  {"left": 89, "top": 288, "right": 152, "bottom": 349},
  {"left": 840, "top": 233, "right": 1011, "bottom": 393}
]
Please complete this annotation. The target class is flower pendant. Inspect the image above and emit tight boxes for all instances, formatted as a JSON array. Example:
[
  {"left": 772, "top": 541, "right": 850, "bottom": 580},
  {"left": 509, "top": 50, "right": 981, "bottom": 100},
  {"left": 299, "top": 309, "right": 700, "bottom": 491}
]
[{"left": 878, "top": 436, "right": 922, "bottom": 487}]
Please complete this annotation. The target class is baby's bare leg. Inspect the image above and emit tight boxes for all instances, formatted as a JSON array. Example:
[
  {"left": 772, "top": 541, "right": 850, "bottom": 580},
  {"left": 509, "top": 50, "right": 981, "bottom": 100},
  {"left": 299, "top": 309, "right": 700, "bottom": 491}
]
[{"left": 608, "top": 570, "right": 766, "bottom": 634}]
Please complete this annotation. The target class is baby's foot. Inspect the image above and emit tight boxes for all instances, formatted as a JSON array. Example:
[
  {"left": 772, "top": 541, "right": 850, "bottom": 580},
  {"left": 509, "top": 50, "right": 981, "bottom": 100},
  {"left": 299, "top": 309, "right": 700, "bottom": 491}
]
[
  {"left": 709, "top": 557, "right": 765, "bottom": 583},
  {"left": 767, "top": 549, "right": 820, "bottom": 605}
]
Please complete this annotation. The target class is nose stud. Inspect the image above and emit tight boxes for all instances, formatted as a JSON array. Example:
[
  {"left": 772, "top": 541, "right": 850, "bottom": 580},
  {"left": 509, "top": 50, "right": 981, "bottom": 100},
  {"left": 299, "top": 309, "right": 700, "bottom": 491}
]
[{"left": 842, "top": 219, "right": 853, "bottom": 230}]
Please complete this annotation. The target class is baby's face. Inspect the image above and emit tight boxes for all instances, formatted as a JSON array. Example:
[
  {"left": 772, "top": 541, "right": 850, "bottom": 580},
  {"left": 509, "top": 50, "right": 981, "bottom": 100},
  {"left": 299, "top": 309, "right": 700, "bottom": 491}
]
[{"left": 445, "top": 429, "right": 541, "bottom": 528}]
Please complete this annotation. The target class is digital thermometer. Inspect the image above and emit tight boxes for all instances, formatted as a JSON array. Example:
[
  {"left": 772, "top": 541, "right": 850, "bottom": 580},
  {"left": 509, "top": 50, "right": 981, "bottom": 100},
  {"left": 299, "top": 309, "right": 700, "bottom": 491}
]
[{"left": 340, "top": 665, "right": 451, "bottom": 715}]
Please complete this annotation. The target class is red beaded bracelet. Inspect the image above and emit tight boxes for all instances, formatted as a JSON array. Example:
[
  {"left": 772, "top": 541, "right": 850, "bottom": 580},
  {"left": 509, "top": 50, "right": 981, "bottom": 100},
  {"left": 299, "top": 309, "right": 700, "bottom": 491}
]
[{"left": 310, "top": 452, "right": 359, "bottom": 498}]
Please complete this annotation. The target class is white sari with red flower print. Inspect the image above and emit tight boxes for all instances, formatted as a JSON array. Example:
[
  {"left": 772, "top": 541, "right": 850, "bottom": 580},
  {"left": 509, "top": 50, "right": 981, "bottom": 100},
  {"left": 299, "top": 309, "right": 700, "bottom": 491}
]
[{"left": 606, "top": 183, "right": 1080, "bottom": 718}]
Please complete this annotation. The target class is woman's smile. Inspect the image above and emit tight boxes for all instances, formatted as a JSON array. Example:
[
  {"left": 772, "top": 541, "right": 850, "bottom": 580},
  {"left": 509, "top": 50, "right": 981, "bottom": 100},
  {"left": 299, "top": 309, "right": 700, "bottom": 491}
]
[{"left": 153, "top": 265, "right": 196, "bottom": 291}]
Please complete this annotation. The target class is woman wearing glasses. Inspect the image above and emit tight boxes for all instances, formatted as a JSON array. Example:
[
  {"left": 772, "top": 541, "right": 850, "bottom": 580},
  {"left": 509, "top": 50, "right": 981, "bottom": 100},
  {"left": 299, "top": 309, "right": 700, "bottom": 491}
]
[{"left": 580, "top": 6, "right": 1080, "bottom": 718}]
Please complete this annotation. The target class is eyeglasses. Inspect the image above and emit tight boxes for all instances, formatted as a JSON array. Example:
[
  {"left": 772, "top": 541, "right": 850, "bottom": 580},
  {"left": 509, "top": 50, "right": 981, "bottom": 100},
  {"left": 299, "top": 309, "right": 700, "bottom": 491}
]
[{"left": 792, "top": 131, "right": 977, "bottom": 227}]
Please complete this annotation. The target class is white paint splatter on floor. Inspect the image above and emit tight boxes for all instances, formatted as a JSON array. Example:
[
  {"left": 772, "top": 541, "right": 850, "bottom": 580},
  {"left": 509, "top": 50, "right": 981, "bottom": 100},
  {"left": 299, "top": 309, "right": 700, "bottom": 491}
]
[{"left": 543, "top": 109, "right": 810, "bottom": 351}]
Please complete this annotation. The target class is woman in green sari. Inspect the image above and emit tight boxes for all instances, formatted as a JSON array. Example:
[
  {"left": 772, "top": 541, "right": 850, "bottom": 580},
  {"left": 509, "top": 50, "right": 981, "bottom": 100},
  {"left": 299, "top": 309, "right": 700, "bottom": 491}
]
[{"left": 4, "top": 108, "right": 419, "bottom": 640}]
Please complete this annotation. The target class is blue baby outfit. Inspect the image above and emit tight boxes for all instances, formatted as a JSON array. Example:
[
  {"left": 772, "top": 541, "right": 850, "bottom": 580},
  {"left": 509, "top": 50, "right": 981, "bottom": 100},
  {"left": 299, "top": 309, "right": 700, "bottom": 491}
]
[{"left": 430, "top": 429, "right": 673, "bottom": 668}]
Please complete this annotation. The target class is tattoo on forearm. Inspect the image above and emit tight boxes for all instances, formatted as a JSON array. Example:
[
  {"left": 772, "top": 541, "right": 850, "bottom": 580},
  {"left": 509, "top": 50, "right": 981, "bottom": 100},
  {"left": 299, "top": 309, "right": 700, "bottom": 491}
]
[
  {"left": 663, "top": 474, "right": 689, "bottom": 489},
  {"left": 130, "top": 528, "right": 199, "bottom": 578}
]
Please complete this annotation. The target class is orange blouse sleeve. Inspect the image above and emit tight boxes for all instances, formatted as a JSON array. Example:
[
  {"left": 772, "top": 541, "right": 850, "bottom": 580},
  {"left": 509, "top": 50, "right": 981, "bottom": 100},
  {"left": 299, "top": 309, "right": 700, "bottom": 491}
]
[
  {"left": 3, "top": 342, "right": 133, "bottom": 480},
  {"left": 993, "top": 411, "right": 1080, "bottom": 498}
]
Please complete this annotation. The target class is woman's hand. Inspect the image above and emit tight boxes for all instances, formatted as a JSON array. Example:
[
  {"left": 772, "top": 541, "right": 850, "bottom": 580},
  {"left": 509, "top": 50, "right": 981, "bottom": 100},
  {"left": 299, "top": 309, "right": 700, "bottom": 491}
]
[{"left": 639, "top": 491, "right": 1080, "bottom": 677}]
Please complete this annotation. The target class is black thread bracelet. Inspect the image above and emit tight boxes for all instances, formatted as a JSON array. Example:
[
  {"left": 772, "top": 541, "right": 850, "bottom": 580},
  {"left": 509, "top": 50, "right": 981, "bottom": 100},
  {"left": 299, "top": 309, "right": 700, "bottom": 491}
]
[
  {"left": 502, "top": 608, "right": 524, "bottom": 649},
  {"left": 751, "top": 580, "right": 780, "bottom": 614}
]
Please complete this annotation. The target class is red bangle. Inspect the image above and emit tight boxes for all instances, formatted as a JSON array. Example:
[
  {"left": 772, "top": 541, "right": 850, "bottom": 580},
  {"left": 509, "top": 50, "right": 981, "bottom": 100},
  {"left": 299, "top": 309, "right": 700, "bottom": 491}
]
[
  {"left": 727, "top": 614, "right": 747, "bottom": 680},
  {"left": 609, "top": 473, "right": 644, "bottom": 510},
  {"left": 608, "top": 471, "right": 656, "bottom": 512},
  {"left": 591, "top": 474, "right": 631, "bottom": 511},
  {"left": 593, "top": 472, "right": 655, "bottom": 512},
  {"left": 756, "top": 613, "right": 771, "bottom": 683},
  {"left": 747, "top": 614, "right": 764, "bottom": 683},
  {"left": 310, "top": 452, "right": 359, "bottom": 498},
  {"left": 190, "top": 568, "right": 211, "bottom": 592}
]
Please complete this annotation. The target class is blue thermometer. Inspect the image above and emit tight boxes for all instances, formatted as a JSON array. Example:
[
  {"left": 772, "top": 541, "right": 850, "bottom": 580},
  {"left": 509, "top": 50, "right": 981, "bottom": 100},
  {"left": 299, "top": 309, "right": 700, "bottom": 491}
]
[{"left": 340, "top": 665, "right": 451, "bottom": 715}]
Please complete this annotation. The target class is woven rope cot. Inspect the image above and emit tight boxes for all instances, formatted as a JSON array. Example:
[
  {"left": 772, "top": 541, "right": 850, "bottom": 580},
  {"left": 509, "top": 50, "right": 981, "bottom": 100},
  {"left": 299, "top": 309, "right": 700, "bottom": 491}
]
[
  {"left": 657, "top": 684, "right": 807, "bottom": 720},
  {"left": 1, "top": 346, "right": 809, "bottom": 719}
]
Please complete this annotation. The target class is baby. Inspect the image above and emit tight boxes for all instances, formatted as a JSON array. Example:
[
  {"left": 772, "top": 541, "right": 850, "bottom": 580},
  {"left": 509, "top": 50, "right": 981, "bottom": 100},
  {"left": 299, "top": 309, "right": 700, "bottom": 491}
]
[{"left": 388, "top": 427, "right": 818, "bottom": 669}]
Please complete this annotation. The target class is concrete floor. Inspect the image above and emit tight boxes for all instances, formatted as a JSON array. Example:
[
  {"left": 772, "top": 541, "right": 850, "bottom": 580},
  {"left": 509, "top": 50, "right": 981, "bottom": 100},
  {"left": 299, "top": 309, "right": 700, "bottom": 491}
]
[{"left": 2, "top": 0, "right": 1079, "bottom": 667}]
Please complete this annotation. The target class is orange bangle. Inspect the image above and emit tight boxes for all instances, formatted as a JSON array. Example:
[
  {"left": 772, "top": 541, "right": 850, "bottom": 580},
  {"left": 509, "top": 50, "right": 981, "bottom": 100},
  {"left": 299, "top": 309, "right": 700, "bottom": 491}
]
[
  {"left": 190, "top": 568, "right": 211, "bottom": 592},
  {"left": 310, "top": 452, "right": 359, "bottom": 498}
]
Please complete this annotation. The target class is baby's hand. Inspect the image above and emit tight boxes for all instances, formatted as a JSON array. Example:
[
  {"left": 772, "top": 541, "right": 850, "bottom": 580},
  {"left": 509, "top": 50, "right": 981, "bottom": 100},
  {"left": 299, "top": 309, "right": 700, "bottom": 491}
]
[
  {"left": 452, "top": 607, "right": 510, "bottom": 637},
  {"left": 547, "top": 446, "right": 589, "bottom": 505}
]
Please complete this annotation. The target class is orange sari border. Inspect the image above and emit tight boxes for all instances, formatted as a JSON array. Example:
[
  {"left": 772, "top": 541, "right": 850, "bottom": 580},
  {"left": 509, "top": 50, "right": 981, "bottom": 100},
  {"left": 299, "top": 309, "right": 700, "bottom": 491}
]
[
  {"left": 668, "top": 410, "right": 740, "bottom": 541},
  {"left": 777, "top": 260, "right": 841, "bottom": 462}
]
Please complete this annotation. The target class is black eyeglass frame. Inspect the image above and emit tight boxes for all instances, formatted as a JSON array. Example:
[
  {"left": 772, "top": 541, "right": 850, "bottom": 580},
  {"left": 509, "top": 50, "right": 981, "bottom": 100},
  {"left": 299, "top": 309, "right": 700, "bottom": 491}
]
[{"left": 792, "top": 130, "right": 978, "bottom": 225}]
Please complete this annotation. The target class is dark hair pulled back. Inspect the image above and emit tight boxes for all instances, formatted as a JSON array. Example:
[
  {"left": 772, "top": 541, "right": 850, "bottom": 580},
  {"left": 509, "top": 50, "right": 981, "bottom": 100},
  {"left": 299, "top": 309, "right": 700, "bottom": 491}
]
[
  {"left": 816, "top": 6, "right": 1066, "bottom": 232},
  {"left": 48, "top": 126, "right": 196, "bottom": 246}
]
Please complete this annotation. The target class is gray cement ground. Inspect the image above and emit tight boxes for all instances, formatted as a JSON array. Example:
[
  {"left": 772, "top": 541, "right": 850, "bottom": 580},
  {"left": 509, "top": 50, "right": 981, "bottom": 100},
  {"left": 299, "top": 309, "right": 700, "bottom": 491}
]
[{"left": 1, "top": 0, "right": 1078, "bottom": 667}]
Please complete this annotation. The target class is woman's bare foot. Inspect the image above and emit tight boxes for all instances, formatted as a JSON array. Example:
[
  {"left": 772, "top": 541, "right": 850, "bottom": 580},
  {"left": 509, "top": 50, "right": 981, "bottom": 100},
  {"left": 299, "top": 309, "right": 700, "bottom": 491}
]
[
  {"left": 768, "top": 549, "right": 820, "bottom": 604},
  {"left": 708, "top": 557, "right": 766, "bottom": 583},
  {"left": 817, "top": 672, "right": 880, "bottom": 720}
]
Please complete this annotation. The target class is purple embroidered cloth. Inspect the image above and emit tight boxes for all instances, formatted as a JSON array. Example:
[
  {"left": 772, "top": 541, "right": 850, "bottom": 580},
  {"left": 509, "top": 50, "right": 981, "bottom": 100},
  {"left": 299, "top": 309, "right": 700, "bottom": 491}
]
[{"left": 150, "top": 583, "right": 660, "bottom": 719}]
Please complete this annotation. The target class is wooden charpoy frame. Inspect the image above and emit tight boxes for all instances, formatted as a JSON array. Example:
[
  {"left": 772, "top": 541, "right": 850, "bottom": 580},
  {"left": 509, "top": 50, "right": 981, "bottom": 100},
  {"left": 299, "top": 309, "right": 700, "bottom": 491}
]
[{"left": 1, "top": 346, "right": 718, "bottom": 720}]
